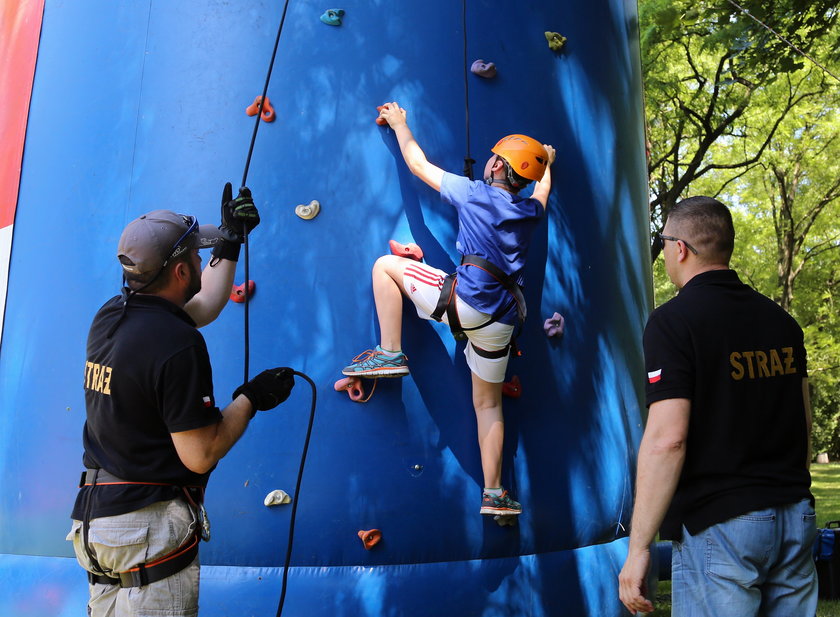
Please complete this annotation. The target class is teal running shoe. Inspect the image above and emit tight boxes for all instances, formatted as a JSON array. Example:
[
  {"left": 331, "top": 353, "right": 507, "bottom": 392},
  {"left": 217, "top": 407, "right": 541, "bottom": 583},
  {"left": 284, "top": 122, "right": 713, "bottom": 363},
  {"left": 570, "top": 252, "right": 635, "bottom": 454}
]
[
  {"left": 480, "top": 490, "right": 522, "bottom": 516},
  {"left": 342, "top": 346, "right": 409, "bottom": 378}
]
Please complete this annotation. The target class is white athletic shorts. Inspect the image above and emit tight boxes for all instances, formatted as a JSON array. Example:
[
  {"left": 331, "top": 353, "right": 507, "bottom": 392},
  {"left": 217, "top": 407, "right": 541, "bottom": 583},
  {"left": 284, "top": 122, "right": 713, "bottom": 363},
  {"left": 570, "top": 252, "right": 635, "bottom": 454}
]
[{"left": 402, "top": 261, "right": 514, "bottom": 383}]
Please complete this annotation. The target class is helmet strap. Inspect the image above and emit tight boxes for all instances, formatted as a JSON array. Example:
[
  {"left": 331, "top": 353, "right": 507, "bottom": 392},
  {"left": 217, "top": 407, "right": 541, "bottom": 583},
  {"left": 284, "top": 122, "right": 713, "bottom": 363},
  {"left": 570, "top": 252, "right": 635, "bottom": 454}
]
[{"left": 484, "top": 155, "right": 516, "bottom": 189}]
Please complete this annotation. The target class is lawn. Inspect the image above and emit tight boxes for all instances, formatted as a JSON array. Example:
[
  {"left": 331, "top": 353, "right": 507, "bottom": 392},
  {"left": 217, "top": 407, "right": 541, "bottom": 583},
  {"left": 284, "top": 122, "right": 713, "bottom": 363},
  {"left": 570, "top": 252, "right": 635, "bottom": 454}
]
[{"left": 648, "top": 462, "right": 840, "bottom": 616}]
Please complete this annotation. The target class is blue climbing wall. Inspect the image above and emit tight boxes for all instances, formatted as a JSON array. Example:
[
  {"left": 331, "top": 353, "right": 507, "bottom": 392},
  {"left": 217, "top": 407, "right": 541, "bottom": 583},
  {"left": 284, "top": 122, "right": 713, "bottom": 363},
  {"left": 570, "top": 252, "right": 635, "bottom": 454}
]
[{"left": 0, "top": 1, "right": 652, "bottom": 615}]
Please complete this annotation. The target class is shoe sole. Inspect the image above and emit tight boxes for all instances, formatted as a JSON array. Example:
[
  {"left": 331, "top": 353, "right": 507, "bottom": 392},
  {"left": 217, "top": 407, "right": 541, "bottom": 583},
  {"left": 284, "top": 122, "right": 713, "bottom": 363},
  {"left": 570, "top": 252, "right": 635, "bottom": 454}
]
[
  {"left": 480, "top": 507, "right": 522, "bottom": 516},
  {"left": 341, "top": 367, "right": 409, "bottom": 378}
]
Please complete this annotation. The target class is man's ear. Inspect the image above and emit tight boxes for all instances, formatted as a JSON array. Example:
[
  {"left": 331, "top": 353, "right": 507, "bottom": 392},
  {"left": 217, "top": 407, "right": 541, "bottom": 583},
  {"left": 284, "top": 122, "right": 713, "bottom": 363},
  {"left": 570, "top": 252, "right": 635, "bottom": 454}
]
[
  {"left": 172, "top": 260, "right": 190, "bottom": 284},
  {"left": 492, "top": 157, "right": 505, "bottom": 173}
]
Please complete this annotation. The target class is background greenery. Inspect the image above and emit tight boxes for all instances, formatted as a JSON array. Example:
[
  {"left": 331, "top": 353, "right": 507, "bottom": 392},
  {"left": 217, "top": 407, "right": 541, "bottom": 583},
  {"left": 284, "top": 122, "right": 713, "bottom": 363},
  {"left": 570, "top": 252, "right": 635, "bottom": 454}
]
[
  {"left": 638, "top": 2, "right": 840, "bottom": 613},
  {"left": 640, "top": 0, "right": 840, "bottom": 459}
]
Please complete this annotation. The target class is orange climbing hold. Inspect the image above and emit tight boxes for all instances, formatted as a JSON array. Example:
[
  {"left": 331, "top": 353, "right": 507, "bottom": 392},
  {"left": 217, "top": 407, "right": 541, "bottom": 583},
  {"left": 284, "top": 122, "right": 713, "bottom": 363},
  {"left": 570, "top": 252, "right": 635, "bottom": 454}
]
[
  {"left": 502, "top": 375, "right": 521, "bottom": 398},
  {"left": 389, "top": 239, "right": 423, "bottom": 261},
  {"left": 358, "top": 529, "right": 382, "bottom": 550},
  {"left": 246, "top": 95, "right": 276, "bottom": 122},
  {"left": 230, "top": 280, "right": 256, "bottom": 303}
]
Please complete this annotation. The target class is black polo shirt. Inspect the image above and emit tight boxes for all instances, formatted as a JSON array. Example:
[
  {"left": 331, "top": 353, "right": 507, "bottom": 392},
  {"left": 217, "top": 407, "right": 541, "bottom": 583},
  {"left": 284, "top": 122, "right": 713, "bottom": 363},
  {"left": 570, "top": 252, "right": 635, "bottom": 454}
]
[
  {"left": 644, "top": 269, "right": 812, "bottom": 540},
  {"left": 71, "top": 290, "right": 223, "bottom": 520}
]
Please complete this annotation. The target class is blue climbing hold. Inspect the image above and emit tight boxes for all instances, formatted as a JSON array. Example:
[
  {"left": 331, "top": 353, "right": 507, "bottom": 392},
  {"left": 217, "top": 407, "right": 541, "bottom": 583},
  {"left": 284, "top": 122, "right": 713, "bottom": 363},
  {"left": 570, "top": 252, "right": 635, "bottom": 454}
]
[{"left": 320, "top": 9, "right": 345, "bottom": 26}]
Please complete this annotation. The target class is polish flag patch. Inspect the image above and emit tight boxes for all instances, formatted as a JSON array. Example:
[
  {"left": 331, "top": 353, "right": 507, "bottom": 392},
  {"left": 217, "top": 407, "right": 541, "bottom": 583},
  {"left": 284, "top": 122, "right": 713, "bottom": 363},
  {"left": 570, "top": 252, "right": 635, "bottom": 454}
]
[
  {"left": 202, "top": 396, "right": 212, "bottom": 407},
  {"left": 647, "top": 369, "right": 662, "bottom": 383}
]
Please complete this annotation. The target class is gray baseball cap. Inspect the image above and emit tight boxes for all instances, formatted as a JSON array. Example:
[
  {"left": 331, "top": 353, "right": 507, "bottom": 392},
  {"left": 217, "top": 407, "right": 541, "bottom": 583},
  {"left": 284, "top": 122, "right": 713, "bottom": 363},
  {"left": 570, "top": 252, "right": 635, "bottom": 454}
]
[{"left": 117, "top": 210, "right": 223, "bottom": 277}]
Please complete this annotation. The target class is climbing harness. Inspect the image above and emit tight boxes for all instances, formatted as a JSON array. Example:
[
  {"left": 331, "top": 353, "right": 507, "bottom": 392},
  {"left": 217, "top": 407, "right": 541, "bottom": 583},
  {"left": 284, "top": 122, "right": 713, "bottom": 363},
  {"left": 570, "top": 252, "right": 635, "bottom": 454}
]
[
  {"left": 77, "top": 468, "right": 204, "bottom": 588},
  {"left": 430, "top": 255, "right": 526, "bottom": 358}
]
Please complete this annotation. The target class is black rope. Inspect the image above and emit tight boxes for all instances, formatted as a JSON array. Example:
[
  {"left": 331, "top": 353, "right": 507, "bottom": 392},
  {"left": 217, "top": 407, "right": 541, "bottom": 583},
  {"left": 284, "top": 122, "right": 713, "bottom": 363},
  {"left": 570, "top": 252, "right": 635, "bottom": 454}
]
[
  {"left": 461, "top": 0, "right": 475, "bottom": 180},
  {"left": 240, "top": 0, "right": 292, "bottom": 383},
  {"left": 276, "top": 371, "right": 317, "bottom": 617}
]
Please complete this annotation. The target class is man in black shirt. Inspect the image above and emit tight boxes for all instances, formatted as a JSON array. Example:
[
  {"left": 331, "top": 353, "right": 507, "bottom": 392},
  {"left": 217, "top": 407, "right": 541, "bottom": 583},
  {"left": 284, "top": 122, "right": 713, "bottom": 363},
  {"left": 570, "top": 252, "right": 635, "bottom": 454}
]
[
  {"left": 68, "top": 196, "right": 295, "bottom": 617},
  {"left": 619, "top": 196, "right": 816, "bottom": 616}
]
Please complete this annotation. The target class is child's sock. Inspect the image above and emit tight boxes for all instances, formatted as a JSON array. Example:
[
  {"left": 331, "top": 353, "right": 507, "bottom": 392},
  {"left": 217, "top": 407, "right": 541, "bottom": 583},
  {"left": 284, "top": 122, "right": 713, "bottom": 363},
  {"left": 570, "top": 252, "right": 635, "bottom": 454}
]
[
  {"left": 484, "top": 487, "right": 503, "bottom": 497},
  {"left": 376, "top": 345, "right": 402, "bottom": 356}
]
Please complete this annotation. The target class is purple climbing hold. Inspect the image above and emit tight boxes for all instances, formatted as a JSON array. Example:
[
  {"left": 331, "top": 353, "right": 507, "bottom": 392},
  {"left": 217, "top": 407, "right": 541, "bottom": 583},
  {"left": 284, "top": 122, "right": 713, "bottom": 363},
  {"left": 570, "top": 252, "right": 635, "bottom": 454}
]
[
  {"left": 544, "top": 312, "right": 565, "bottom": 339},
  {"left": 470, "top": 59, "right": 497, "bottom": 78}
]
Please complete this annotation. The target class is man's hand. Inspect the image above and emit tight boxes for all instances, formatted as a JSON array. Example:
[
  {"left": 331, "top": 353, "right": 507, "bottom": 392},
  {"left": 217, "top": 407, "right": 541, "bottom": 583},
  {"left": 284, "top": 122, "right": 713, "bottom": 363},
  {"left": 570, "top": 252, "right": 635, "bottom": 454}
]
[
  {"left": 219, "top": 182, "right": 260, "bottom": 243},
  {"left": 233, "top": 367, "right": 295, "bottom": 415},
  {"left": 618, "top": 547, "right": 655, "bottom": 614},
  {"left": 378, "top": 102, "right": 408, "bottom": 130}
]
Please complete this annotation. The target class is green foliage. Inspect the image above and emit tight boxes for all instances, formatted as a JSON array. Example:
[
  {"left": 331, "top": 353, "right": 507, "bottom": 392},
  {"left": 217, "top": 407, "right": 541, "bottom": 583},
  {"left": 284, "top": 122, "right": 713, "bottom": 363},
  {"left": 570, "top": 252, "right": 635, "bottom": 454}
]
[{"left": 642, "top": 0, "right": 840, "bottom": 461}]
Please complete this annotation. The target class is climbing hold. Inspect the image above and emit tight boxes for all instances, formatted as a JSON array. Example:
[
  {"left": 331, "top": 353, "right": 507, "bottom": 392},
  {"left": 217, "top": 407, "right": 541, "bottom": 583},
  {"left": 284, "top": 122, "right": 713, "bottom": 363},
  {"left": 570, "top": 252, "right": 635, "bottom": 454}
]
[
  {"left": 494, "top": 515, "right": 518, "bottom": 527},
  {"left": 375, "top": 105, "right": 388, "bottom": 126},
  {"left": 230, "top": 280, "right": 256, "bottom": 303},
  {"left": 544, "top": 312, "right": 565, "bottom": 339},
  {"left": 334, "top": 376, "right": 377, "bottom": 403},
  {"left": 320, "top": 8, "right": 344, "bottom": 26},
  {"left": 502, "top": 375, "right": 521, "bottom": 398},
  {"left": 470, "top": 59, "right": 497, "bottom": 78},
  {"left": 295, "top": 200, "right": 321, "bottom": 220},
  {"left": 545, "top": 31, "right": 567, "bottom": 52},
  {"left": 245, "top": 95, "right": 276, "bottom": 122},
  {"left": 358, "top": 529, "right": 382, "bottom": 550},
  {"left": 263, "top": 489, "right": 292, "bottom": 507},
  {"left": 389, "top": 239, "right": 424, "bottom": 262}
]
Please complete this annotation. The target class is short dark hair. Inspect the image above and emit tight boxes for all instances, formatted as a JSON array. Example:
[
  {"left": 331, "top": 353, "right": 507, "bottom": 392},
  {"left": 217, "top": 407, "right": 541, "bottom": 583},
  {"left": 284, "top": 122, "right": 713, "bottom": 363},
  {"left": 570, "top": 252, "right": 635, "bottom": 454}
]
[{"left": 668, "top": 196, "right": 735, "bottom": 265}]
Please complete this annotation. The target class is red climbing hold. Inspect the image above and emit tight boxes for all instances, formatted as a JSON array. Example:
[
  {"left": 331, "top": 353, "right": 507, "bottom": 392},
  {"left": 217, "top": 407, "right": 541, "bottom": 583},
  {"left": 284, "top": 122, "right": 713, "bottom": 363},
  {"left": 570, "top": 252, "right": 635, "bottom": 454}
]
[
  {"left": 358, "top": 529, "right": 382, "bottom": 550},
  {"left": 334, "top": 376, "right": 377, "bottom": 403},
  {"left": 389, "top": 239, "right": 424, "bottom": 262},
  {"left": 375, "top": 105, "right": 388, "bottom": 126},
  {"left": 230, "top": 280, "right": 256, "bottom": 303},
  {"left": 246, "top": 95, "right": 276, "bottom": 122},
  {"left": 502, "top": 375, "right": 521, "bottom": 398}
]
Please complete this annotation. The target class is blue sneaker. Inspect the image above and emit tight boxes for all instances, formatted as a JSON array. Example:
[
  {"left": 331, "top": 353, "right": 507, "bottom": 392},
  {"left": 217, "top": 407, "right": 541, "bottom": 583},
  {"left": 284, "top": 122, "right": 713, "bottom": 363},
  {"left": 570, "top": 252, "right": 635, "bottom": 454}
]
[
  {"left": 342, "top": 346, "right": 409, "bottom": 378},
  {"left": 480, "top": 490, "right": 522, "bottom": 516}
]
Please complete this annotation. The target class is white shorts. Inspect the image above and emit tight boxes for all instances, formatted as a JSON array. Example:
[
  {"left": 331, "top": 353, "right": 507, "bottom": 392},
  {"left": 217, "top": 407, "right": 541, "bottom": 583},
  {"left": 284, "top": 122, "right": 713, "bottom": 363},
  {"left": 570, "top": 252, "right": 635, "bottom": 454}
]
[{"left": 402, "top": 261, "right": 514, "bottom": 383}]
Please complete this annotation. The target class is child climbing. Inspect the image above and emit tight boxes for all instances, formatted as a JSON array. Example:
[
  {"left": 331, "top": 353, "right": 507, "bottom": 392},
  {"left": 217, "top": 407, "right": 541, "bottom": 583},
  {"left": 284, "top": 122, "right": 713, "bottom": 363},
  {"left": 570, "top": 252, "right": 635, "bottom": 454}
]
[{"left": 343, "top": 101, "right": 555, "bottom": 517}]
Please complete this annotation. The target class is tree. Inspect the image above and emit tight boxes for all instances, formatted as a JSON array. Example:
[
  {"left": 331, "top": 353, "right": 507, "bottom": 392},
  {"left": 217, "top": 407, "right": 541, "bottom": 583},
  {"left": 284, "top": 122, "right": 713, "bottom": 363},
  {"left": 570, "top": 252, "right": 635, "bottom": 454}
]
[{"left": 641, "top": 0, "right": 838, "bottom": 256}]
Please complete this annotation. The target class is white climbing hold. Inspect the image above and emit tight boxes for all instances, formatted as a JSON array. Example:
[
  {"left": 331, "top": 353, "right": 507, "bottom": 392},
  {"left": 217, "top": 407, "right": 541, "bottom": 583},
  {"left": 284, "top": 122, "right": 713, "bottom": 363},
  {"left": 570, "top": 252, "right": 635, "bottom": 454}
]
[
  {"left": 295, "top": 199, "right": 321, "bottom": 220},
  {"left": 264, "top": 489, "right": 292, "bottom": 506}
]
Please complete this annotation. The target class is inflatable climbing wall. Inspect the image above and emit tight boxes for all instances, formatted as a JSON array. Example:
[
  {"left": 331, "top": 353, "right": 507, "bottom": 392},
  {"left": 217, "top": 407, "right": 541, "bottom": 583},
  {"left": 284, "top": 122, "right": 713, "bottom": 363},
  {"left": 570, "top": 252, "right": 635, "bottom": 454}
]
[{"left": 0, "top": 1, "right": 652, "bottom": 615}]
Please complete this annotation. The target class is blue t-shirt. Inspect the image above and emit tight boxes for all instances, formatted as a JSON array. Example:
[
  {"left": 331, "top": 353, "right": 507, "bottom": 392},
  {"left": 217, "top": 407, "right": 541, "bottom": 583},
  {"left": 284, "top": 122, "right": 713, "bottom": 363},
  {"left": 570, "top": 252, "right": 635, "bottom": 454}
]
[{"left": 440, "top": 172, "right": 544, "bottom": 324}]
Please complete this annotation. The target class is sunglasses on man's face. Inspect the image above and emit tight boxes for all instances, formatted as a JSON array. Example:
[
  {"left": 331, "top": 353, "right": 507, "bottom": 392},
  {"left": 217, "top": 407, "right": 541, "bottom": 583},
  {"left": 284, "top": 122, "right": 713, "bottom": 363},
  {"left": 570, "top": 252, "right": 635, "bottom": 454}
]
[
  {"left": 163, "top": 215, "right": 199, "bottom": 266},
  {"left": 658, "top": 233, "right": 698, "bottom": 255}
]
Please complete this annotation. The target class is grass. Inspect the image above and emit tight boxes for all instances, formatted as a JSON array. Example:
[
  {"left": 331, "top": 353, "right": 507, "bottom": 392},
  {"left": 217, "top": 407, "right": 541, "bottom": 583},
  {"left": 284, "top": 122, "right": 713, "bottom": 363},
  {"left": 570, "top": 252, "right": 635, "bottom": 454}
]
[{"left": 648, "top": 462, "right": 840, "bottom": 616}]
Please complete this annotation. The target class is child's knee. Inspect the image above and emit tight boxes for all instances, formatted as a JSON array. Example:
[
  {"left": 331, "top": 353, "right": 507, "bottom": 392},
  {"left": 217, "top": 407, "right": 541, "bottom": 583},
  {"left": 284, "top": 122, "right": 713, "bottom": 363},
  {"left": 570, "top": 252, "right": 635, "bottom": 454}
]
[{"left": 373, "top": 254, "right": 396, "bottom": 272}]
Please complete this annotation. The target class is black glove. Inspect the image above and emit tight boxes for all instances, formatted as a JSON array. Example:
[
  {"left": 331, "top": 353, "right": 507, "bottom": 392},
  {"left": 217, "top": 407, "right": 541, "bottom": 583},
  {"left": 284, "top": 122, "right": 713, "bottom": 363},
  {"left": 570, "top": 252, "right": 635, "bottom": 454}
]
[
  {"left": 220, "top": 182, "right": 260, "bottom": 242},
  {"left": 233, "top": 367, "right": 295, "bottom": 415}
]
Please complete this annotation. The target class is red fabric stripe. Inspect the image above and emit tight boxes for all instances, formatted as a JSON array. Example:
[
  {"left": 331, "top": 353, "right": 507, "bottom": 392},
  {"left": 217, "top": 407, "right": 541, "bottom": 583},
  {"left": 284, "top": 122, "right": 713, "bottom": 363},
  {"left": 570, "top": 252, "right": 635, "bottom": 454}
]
[
  {"left": 405, "top": 264, "right": 443, "bottom": 288},
  {"left": 0, "top": 0, "right": 45, "bottom": 228}
]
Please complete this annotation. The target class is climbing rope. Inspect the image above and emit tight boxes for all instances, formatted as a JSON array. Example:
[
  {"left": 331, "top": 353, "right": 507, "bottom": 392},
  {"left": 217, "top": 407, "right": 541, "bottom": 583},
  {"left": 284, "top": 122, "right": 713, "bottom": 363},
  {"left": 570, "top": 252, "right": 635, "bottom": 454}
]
[
  {"left": 240, "top": 0, "right": 293, "bottom": 384},
  {"left": 724, "top": 0, "right": 840, "bottom": 84},
  {"left": 232, "top": 3, "right": 310, "bottom": 617},
  {"left": 276, "top": 370, "right": 317, "bottom": 617},
  {"left": 461, "top": 0, "right": 475, "bottom": 180}
]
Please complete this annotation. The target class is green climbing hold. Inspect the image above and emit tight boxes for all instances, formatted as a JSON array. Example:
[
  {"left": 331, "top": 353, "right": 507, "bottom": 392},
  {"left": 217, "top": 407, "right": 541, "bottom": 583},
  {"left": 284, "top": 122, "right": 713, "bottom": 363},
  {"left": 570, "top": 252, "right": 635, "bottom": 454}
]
[{"left": 545, "top": 31, "right": 567, "bottom": 52}]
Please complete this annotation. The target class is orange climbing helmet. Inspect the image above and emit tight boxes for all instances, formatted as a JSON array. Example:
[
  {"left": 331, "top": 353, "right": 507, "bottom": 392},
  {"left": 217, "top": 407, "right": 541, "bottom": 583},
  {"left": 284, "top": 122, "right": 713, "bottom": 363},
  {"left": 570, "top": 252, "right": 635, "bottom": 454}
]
[{"left": 491, "top": 134, "right": 549, "bottom": 184}]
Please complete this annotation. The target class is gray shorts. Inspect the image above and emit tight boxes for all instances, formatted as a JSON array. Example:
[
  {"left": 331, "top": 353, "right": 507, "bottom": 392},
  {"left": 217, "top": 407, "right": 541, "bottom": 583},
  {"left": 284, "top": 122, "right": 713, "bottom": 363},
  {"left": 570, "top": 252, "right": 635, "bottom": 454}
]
[
  {"left": 67, "top": 498, "right": 199, "bottom": 617},
  {"left": 402, "top": 261, "right": 514, "bottom": 383}
]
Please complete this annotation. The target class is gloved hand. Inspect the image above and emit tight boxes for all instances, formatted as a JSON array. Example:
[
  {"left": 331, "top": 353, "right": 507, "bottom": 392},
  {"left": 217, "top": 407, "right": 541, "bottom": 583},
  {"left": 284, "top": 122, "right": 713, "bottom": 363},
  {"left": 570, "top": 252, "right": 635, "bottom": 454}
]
[
  {"left": 219, "top": 182, "right": 260, "bottom": 243},
  {"left": 233, "top": 367, "right": 295, "bottom": 415}
]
